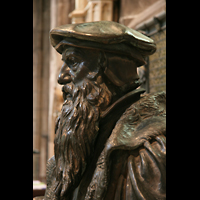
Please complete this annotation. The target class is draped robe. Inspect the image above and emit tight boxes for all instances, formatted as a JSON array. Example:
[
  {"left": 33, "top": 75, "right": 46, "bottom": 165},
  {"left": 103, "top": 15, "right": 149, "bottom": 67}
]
[{"left": 45, "top": 90, "right": 166, "bottom": 200}]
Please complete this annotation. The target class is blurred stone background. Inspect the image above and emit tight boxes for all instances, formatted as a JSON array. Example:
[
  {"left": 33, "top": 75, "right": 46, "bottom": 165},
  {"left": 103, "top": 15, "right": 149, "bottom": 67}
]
[{"left": 149, "top": 30, "right": 166, "bottom": 92}]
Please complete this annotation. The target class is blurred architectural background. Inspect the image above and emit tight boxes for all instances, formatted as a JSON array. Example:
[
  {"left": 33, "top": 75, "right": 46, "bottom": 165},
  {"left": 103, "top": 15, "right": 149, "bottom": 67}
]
[{"left": 33, "top": 0, "right": 166, "bottom": 182}]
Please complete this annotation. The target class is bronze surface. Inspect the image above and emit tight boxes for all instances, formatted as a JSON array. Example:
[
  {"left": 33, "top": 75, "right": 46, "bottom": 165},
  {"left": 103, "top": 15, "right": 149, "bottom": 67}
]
[{"left": 43, "top": 21, "right": 166, "bottom": 200}]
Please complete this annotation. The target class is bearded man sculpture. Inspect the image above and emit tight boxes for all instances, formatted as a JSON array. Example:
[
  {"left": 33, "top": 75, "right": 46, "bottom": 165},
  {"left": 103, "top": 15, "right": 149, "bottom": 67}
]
[{"left": 44, "top": 21, "right": 166, "bottom": 200}]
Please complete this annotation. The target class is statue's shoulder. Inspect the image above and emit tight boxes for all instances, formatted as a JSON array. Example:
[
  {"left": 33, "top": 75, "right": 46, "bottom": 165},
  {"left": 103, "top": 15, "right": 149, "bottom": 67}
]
[
  {"left": 85, "top": 91, "right": 166, "bottom": 199},
  {"left": 124, "top": 90, "right": 166, "bottom": 118},
  {"left": 105, "top": 91, "right": 166, "bottom": 152},
  {"left": 118, "top": 90, "right": 166, "bottom": 129},
  {"left": 125, "top": 90, "right": 166, "bottom": 121}
]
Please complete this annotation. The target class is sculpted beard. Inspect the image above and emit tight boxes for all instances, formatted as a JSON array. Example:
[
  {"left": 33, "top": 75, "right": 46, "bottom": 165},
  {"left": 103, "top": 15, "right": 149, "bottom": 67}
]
[{"left": 54, "top": 76, "right": 112, "bottom": 197}]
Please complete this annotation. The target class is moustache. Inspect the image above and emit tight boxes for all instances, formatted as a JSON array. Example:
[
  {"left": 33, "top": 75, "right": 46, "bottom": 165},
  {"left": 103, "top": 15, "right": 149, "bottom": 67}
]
[
  {"left": 62, "top": 79, "right": 112, "bottom": 111},
  {"left": 62, "top": 81, "right": 91, "bottom": 100}
]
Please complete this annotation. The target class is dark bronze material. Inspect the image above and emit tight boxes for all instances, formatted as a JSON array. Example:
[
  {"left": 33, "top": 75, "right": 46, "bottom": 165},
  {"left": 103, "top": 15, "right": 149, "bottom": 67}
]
[{"left": 44, "top": 21, "right": 166, "bottom": 200}]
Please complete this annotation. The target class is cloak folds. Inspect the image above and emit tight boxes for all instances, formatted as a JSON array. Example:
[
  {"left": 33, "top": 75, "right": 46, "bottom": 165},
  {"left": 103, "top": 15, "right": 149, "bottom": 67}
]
[
  {"left": 45, "top": 91, "right": 166, "bottom": 200},
  {"left": 85, "top": 91, "right": 166, "bottom": 200}
]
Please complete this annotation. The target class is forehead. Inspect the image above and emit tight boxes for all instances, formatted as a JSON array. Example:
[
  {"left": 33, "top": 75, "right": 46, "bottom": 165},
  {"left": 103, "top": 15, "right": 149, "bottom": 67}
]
[{"left": 62, "top": 46, "right": 100, "bottom": 58}]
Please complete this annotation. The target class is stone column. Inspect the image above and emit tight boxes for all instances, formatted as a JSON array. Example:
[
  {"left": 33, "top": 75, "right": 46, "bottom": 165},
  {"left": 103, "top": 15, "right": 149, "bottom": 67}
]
[
  {"left": 33, "top": 0, "right": 43, "bottom": 180},
  {"left": 69, "top": 0, "right": 113, "bottom": 23},
  {"left": 48, "top": 0, "right": 75, "bottom": 160},
  {"left": 33, "top": 0, "right": 50, "bottom": 181}
]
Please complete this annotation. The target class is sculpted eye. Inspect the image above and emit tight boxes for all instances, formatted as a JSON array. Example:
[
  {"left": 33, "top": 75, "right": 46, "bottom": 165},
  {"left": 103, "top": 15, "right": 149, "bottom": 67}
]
[
  {"left": 66, "top": 56, "right": 78, "bottom": 71},
  {"left": 67, "top": 57, "right": 76, "bottom": 66}
]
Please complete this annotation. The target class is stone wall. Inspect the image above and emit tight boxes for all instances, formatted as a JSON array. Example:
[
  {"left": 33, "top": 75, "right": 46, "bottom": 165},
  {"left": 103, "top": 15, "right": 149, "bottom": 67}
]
[
  {"left": 118, "top": 0, "right": 166, "bottom": 93},
  {"left": 149, "top": 29, "right": 166, "bottom": 93},
  {"left": 33, "top": 0, "right": 50, "bottom": 181},
  {"left": 33, "top": 0, "right": 75, "bottom": 181},
  {"left": 69, "top": 0, "right": 114, "bottom": 23}
]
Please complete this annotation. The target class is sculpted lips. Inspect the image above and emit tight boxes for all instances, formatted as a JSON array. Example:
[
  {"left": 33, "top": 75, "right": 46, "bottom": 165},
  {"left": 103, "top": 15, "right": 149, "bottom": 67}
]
[{"left": 62, "top": 83, "right": 74, "bottom": 100}]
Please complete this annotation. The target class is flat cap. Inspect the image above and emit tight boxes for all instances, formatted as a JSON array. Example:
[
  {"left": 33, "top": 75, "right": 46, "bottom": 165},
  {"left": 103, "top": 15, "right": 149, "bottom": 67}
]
[{"left": 50, "top": 21, "right": 156, "bottom": 66}]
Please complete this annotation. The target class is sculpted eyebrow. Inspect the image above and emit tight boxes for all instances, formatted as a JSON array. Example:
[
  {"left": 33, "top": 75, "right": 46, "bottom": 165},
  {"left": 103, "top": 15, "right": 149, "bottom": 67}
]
[{"left": 64, "top": 48, "right": 84, "bottom": 59}]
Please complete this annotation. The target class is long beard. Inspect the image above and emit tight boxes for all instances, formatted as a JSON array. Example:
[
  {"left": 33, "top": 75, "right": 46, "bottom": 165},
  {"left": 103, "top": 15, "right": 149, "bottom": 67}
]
[{"left": 54, "top": 78, "right": 112, "bottom": 198}]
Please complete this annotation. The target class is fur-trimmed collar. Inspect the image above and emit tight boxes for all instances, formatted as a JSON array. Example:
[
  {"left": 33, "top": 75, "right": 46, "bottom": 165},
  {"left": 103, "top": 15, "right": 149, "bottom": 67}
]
[{"left": 85, "top": 91, "right": 166, "bottom": 200}]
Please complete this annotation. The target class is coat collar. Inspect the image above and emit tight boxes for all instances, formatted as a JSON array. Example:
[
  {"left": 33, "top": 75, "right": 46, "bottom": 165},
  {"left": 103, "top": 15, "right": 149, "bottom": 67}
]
[
  {"left": 85, "top": 91, "right": 166, "bottom": 200},
  {"left": 100, "top": 87, "right": 146, "bottom": 119}
]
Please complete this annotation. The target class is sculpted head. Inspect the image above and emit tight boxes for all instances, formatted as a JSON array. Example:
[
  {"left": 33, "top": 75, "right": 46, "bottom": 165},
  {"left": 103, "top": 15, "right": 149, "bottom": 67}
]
[
  {"left": 49, "top": 21, "right": 156, "bottom": 198},
  {"left": 57, "top": 46, "right": 141, "bottom": 106}
]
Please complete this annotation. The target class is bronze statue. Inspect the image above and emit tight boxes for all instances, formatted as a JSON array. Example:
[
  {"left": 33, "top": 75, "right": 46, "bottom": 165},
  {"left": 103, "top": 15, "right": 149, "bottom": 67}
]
[{"left": 44, "top": 21, "right": 166, "bottom": 200}]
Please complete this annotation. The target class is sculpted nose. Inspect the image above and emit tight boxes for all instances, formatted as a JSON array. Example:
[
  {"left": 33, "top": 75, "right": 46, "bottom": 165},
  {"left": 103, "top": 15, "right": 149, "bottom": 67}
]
[{"left": 57, "top": 64, "right": 72, "bottom": 85}]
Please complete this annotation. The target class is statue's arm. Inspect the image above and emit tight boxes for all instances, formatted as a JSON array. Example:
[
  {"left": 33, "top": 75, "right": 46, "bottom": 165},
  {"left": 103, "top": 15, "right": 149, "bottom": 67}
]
[{"left": 118, "top": 134, "right": 166, "bottom": 200}]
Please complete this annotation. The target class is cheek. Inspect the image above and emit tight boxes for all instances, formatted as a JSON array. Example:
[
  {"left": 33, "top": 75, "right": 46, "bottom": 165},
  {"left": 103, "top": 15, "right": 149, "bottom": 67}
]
[{"left": 74, "top": 62, "right": 90, "bottom": 82}]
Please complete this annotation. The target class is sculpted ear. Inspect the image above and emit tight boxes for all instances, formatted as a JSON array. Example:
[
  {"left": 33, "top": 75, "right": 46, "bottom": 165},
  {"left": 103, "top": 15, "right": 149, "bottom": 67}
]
[{"left": 103, "top": 53, "right": 139, "bottom": 87}]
